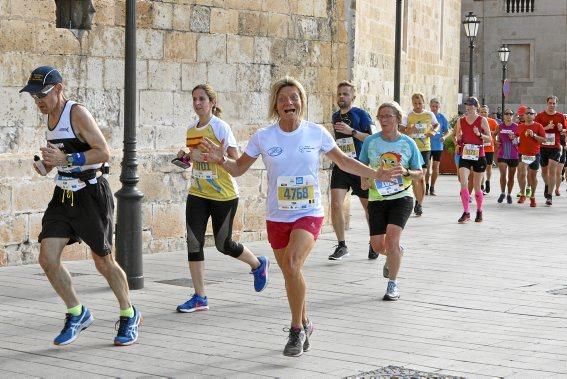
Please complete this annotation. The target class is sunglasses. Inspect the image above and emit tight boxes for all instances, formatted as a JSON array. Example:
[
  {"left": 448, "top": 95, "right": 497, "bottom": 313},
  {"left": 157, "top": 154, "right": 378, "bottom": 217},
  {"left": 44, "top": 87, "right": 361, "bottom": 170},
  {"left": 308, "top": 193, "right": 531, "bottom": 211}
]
[
  {"left": 525, "top": 112, "right": 536, "bottom": 115},
  {"left": 30, "top": 85, "right": 55, "bottom": 100},
  {"left": 504, "top": 112, "right": 514, "bottom": 115}
]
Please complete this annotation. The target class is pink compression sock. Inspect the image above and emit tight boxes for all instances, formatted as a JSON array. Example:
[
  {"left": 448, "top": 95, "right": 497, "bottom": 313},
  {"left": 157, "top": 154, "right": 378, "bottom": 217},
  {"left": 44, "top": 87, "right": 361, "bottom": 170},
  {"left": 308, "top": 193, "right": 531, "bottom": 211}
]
[
  {"left": 475, "top": 191, "right": 484, "bottom": 212},
  {"left": 460, "top": 188, "right": 470, "bottom": 213}
]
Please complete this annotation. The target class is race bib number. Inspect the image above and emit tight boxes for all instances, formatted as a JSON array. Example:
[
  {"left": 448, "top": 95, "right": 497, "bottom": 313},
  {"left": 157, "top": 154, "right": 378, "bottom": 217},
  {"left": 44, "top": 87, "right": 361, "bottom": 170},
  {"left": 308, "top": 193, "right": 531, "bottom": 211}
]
[
  {"left": 55, "top": 176, "right": 86, "bottom": 192},
  {"left": 276, "top": 175, "right": 316, "bottom": 210},
  {"left": 411, "top": 123, "right": 427, "bottom": 139},
  {"left": 543, "top": 133, "right": 555, "bottom": 146},
  {"left": 192, "top": 161, "right": 218, "bottom": 180},
  {"left": 374, "top": 176, "right": 404, "bottom": 196},
  {"left": 336, "top": 137, "right": 356, "bottom": 158},
  {"left": 462, "top": 144, "right": 480, "bottom": 161},
  {"left": 521, "top": 155, "right": 536, "bottom": 164}
]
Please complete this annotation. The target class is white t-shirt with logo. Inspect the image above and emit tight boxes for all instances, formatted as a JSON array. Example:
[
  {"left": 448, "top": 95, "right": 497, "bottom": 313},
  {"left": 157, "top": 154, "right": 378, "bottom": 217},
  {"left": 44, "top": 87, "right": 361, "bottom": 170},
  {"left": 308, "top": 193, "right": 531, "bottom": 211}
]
[{"left": 244, "top": 120, "right": 337, "bottom": 222}]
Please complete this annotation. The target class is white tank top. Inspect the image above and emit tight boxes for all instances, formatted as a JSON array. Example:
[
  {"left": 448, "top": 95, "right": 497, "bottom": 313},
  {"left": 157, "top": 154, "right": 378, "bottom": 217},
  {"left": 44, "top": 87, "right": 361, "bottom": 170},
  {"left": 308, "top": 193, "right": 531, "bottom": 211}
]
[{"left": 46, "top": 100, "right": 101, "bottom": 191}]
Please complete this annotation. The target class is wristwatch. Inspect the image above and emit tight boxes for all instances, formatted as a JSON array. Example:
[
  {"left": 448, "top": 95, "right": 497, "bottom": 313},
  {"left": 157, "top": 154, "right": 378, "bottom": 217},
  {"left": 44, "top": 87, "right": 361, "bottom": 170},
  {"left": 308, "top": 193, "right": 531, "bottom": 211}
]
[
  {"left": 66, "top": 154, "right": 74, "bottom": 167},
  {"left": 403, "top": 168, "right": 411, "bottom": 177},
  {"left": 351, "top": 129, "right": 358, "bottom": 137}
]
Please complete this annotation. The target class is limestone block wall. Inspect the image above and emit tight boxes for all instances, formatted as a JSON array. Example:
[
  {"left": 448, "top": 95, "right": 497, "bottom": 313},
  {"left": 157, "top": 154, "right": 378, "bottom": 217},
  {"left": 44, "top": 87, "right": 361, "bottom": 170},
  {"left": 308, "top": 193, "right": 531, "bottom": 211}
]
[
  {"left": 351, "top": 0, "right": 461, "bottom": 116},
  {"left": 0, "top": 0, "right": 461, "bottom": 266},
  {"left": 0, "top": 0, "right": 348, "bottom": 266}
]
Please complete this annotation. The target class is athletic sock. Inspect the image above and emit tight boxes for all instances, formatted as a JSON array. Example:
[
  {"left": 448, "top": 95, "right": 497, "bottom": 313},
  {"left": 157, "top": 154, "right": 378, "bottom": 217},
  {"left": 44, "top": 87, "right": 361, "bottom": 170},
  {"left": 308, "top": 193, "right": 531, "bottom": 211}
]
[
  {"left": 120, "top": 306, "right": 134, "bottom": 318},
  {"left": 475, "top": 190, "right": 484, "bottom": 212},
  {"left": 460, "top": 188, "right": 470, "bottom": 213},
  {"left": 338, "top": 240, "right": 346, "bottom": 247},
  {"left": 67, "top": 304, "right": 82, "bottom": 316}
]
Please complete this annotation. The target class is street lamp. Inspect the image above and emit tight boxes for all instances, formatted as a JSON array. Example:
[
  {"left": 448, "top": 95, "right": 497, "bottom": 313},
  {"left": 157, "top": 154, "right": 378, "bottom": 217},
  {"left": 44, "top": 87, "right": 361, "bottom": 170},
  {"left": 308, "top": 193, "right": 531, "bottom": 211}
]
[
  {"left": 498, "top": 44, "right": 510, "bottom": 117},
  {"left": 463, "top": 11, "right": 480, "bottom": 97}
]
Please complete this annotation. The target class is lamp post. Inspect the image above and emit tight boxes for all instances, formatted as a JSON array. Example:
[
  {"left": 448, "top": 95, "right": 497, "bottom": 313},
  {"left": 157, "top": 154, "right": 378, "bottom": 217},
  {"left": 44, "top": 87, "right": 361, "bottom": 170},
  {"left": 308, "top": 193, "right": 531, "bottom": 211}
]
[
  {"left": 498, "top": 44, "right": 510, "bottom": 116},
  {"left": 462, "top": 11, "right": 480, "bottom": 97},
  {"left": 394, "top": 0, "right": 402, "bottom": 103},
  {"left": 115, "top": 0, "right": 144, "bottom": 290}
]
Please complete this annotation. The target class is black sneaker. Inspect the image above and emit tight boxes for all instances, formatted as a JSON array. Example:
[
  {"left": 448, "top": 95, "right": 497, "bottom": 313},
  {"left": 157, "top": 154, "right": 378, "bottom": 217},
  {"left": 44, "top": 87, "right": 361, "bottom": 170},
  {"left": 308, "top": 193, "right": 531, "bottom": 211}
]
[
  {"left": 429, "top": 186, "right": 436, "bottom": 196},
  {"left": 302, "top": 319, "right": 314, "bottom": 352},
  {"left": 506, "top": 194, "right": 513, "bottom": 204},
  {"left": 414, "top": 202, "right": 423, "bottom": 216},
  {"left": 497, "top": 193, "right": 505, "bottom": 203},
  {"left": 328, "top": 245, "right": 349, "bottom": 260},
  {"left": 283, "top": 327, "right": 306, "bottom": 357},
  {"left": 368, "top": 245, "right": 378, "bottom": 260},
  {"left": 545, "top": 197, "right": 552, "bottom": 206},
  {"left": 458, "top": 212, "right": 470, "bottom": 224},
  {"left": 544, "top": 184, "right": 549, "bottom": 199},
  {"left": 425, "top": 183, "right": 430, "bottom": 195},
  {"left": 485, "top": 180, "right": 490, "bottom": 194},
  {"left": 475, "top": 210, "right": 483, "bottom": 223}
]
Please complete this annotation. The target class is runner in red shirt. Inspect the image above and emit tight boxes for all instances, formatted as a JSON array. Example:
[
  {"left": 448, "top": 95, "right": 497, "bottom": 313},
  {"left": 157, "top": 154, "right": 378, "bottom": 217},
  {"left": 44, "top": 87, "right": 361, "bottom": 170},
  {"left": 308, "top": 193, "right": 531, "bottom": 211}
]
[
  {"left": 516, "top": 107, "right": 547, "bottom": 207},
  {"left": 534, "top": 96, "right": 565, "bottom": 205}
]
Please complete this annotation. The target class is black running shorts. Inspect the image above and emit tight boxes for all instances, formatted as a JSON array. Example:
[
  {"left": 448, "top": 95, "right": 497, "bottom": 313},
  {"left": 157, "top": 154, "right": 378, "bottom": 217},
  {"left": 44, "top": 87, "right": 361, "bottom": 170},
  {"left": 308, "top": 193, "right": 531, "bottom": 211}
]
[
  {"left": 459, "top": 156, "right": 487, "bottom": 173},
  {"left": 368, "top": 196, "right": 413, "bottom": 236},
  {"left": 540, "top": 147, "right": 560, "bottom": 167},
  {"left": 330, "top": 164, "right": 369, "bottom": 198},
  {"left": 430, "top": 150, "right": 442, "bottom": 162},
  {"left": 38, "top": 177, "right": 114, "bottom": 256}
]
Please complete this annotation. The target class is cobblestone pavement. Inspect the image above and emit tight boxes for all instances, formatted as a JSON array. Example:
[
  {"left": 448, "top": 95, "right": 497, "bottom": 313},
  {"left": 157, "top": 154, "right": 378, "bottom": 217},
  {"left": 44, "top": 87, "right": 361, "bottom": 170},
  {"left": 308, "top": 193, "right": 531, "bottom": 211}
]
[{"left": 1, "top": 174, "right": 566, "bottom": 378}]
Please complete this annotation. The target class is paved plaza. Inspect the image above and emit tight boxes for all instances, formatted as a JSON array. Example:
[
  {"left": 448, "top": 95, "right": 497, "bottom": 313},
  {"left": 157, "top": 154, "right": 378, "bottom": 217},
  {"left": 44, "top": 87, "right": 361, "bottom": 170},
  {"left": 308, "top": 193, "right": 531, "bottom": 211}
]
[{"left": 1, "top": 173, "right": 566, "bottom": 378}]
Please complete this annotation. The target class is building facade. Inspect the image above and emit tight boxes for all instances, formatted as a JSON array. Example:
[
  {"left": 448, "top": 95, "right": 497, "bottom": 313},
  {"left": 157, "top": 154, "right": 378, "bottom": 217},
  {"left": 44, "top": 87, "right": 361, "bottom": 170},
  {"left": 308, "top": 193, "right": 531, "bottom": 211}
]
[
  {"left": 0, "top": 0, "right": 461, "bottom": 266},
  {"left": 460, "top": 0, "right": 567, "bottom": 113}
]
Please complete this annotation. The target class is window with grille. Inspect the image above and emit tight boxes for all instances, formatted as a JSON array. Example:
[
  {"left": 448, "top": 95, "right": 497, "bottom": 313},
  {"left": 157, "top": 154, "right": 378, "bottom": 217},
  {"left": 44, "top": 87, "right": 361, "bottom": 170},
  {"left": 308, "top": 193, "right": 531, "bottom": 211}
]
[
  {"left": 55, "top": 0, "right": 95, "bottom": 30},
  {"left": 506, "top": 0, "right": 535, "bottom": 13}
]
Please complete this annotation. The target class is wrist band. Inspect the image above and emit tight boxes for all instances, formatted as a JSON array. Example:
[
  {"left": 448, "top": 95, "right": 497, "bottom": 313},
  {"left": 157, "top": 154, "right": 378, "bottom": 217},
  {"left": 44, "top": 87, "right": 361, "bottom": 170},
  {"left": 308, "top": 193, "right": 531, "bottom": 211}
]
[{"left": 73, "top": 152, "right": 86, "bottom": 166}]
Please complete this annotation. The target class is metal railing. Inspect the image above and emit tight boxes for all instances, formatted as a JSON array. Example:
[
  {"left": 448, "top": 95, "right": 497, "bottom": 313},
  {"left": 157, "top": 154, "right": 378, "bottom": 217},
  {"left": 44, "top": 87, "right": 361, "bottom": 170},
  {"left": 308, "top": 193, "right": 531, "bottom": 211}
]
[{"left": 506, "top": 0, "right": 535, "bottom": 13}]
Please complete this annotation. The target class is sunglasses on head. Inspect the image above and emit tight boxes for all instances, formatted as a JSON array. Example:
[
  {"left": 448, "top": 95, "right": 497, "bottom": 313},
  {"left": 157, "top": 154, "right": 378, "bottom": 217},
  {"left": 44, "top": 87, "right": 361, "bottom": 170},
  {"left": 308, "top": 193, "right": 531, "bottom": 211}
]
[{"left": 30, "top": 85, "right": 55, "bottom": 100}]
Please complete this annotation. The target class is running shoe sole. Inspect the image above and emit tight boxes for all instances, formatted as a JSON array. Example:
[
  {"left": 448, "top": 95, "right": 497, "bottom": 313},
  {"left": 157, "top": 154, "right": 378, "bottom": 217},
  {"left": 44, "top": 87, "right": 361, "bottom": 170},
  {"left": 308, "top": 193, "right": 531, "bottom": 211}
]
[
  {"left": 177, "top": 305, "right": 209, "bottom": 313},
  {"left": 329, "top": 252, "right": 350, "bottom": 260},
  {"left": 382, "top": 294, "right": 400, "bottom": 301}
]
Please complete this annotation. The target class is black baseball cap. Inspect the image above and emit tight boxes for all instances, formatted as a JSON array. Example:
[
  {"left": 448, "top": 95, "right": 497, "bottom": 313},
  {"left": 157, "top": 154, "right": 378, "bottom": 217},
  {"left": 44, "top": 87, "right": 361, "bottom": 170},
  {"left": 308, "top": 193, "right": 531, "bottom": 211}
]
[{"left": 20, "top": 66, "right": 63, "bottom": 93}]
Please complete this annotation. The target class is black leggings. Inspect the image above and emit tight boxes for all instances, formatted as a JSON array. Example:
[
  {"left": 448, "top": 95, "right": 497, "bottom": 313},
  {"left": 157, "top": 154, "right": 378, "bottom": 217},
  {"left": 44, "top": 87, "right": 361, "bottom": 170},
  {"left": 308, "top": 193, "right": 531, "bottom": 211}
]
[{"left": 186, "top": 195, "right": 244, "bottom": 261}]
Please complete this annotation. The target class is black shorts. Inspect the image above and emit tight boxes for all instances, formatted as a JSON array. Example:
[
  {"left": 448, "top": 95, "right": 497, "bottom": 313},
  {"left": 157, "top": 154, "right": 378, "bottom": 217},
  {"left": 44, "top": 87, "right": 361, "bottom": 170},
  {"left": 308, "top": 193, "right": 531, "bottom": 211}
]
[
  {"left": 540, "top": 147, "right": 561, "bottom": 167},
  {"left": 560, "top": 148, "right": 566, "bottom": 164},
  {"left": 420, "top": 151, "right": 431, "bottom": 168},
  {"left": 330, "top": 165, "right": 369, "bottom": 198},
  {"left": 430, "top": 150, "right": 442, "bottom": 162},
  {"left": 497, "top": 158, "right": 519, "bottom": 168},
  {"left": 368, "top": 196, "right": 413, "bottom": 236},
  {"left": 519, "top": 154, "right": 540, "bottom": 171},
  {"left": 485, "top": 152, "right": 494, "bottom": 165},
  {"left": 38, "top": 177, "right": 114, "bottom": 256},
  {"left": 459, "top": 156, "right": 487, "bottom": 173}
]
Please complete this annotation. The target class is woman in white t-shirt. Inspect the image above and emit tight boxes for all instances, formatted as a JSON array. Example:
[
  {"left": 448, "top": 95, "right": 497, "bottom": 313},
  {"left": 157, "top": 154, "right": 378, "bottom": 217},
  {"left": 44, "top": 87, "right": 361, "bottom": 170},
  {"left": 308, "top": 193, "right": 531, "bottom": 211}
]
[{"left": 200, "top": 77, "right": 402, "bottom": 357}]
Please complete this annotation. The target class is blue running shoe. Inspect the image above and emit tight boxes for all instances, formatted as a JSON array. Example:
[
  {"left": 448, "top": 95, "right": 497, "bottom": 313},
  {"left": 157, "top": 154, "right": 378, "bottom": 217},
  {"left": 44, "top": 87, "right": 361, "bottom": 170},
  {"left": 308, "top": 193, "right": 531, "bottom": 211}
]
[
  {"left": 53, "top": 306, "right": 94, "bottom": 345},
  {"left": 114, "top": 306, "right": 141, "bottom": 346},
  {"left": 251, "top": 256, "right": 270, "bottom": 292},
  {"left": 177, "top": 294, "right": 209, "bottom": 313}
]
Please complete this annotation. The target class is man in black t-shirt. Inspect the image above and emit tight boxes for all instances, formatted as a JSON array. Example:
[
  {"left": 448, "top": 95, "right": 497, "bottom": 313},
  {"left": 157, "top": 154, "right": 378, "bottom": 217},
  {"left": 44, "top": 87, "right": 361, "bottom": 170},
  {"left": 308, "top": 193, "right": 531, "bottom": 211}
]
[{"left": 328, "top": 81, "right": 376, "bottom": 261}]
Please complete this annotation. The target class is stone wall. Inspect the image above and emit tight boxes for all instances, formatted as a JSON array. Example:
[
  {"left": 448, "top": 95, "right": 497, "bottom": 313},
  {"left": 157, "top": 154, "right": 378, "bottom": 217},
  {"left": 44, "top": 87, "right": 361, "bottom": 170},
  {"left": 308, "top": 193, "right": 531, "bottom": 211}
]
[
  {"left": 0, "top": 0, "right": 461, "bottom": 266},
  {"left": 352, "top": 0, "right": 462, "bottom": 115}
]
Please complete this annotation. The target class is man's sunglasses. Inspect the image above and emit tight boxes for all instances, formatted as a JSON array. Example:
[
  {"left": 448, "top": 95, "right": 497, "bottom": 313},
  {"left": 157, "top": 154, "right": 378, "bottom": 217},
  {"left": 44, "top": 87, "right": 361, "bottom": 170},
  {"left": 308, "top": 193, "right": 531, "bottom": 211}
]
[
  {"left": 30, "top": 85, "right": 55, "bottom": 100},
  {"left": 504, "top": 112, "right": 514, "bottom": 115},
  {"left": 525, "top": 112, "right": 536, "bottom": 115}
]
